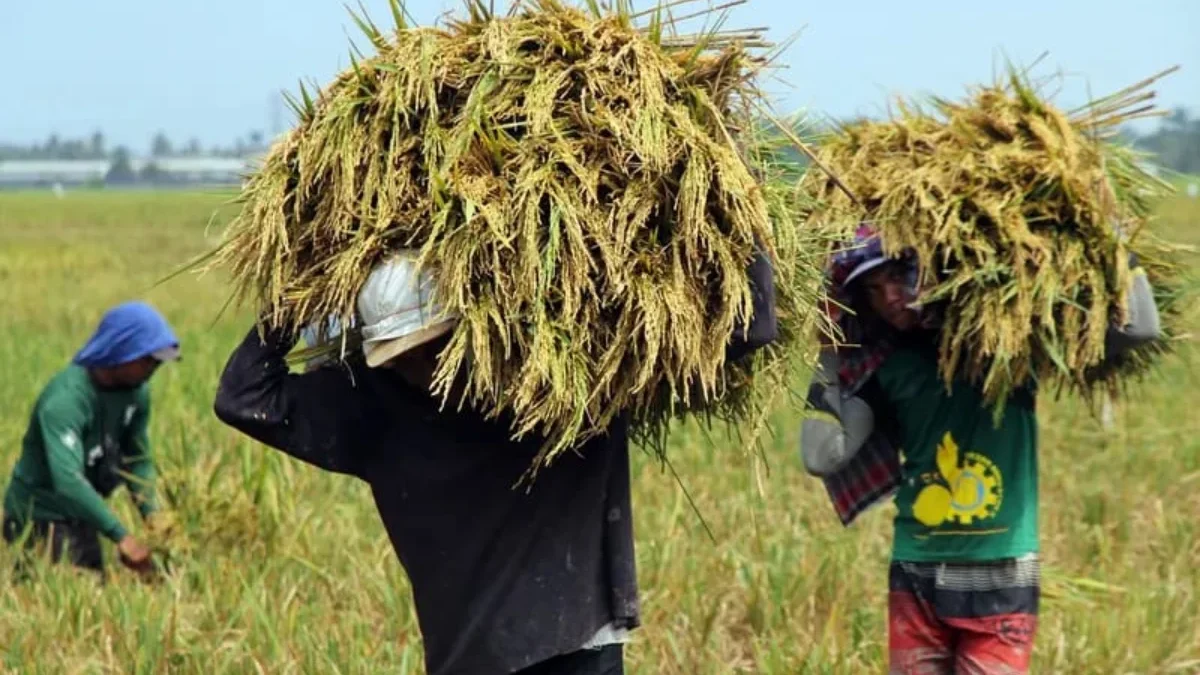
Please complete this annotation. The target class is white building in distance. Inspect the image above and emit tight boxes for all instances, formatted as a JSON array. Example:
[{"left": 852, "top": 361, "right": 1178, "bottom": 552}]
[{"left": 0, "top": 156, "right": 261, "bottom": 189}]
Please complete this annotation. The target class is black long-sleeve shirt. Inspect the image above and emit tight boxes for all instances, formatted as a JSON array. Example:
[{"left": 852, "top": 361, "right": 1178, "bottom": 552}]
[{"left": 212, "top": 248, "right": 777, "bottom": 675}]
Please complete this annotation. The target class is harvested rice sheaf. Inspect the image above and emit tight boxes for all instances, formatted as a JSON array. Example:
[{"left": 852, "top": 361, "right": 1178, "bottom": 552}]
[
  {"left": 801, "top": 65, "right": 1189, "bottom": 414},
  {"left": 209, "top": 0, "right": 832, "bottom": 470}
]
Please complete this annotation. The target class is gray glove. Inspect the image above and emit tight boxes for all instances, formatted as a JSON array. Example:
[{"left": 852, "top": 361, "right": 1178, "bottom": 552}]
[
  {"left": 800, "top": 351, "right": 877, "bottom": 476},
  {"left": 1105, "top": 265, "right": 1162, "bottom": 358}
]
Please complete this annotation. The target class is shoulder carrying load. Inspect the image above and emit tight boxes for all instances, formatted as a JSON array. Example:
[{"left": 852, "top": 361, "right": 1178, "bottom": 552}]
[
  {"left": 207, "top": 0, "right": 835, "bottom": 470},
  {"left": 801, "top": 64, "right": 1189, "bottom": 416}
]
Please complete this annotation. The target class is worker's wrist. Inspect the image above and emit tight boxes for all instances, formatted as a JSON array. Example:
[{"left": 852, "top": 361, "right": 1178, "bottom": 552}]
[
  {"left": 137, "top": 498, "right": 158, "bottom": 516},
  {"left": 105, "top": 522, "right": 128, "bottom": 543},
  {"left": 253, "top": 316, "right": 299, "bottom": 347}
]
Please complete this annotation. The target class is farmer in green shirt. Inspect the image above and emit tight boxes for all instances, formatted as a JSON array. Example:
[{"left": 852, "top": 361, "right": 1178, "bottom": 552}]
[
  {"left": 800, "top": 226, "right": 1162, "bottom": 674},
  {"left": 2, "top": 301, "right": 181, "bottom": 579}
]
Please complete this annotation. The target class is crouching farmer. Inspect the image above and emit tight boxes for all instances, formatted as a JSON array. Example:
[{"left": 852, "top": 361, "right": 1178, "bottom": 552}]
[
  {"left": 2, "top": 301, "right": 180, "bottom": 580},
  {"left": 799, "top": 227, "right": 1161, "bottom": 674}
]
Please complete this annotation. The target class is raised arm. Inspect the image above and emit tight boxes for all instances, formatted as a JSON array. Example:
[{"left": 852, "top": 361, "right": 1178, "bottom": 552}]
[
  {"left": 799, "top": 351, "right": 877, "bottom": 476},
  {"left": 213, "top": 326, "right": 374, "bottom": 477}
]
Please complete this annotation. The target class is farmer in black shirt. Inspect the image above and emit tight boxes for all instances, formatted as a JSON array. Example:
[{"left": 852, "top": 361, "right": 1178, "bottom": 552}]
[{"left": 213, "top": 249, "right": 777, "bottom": 675}]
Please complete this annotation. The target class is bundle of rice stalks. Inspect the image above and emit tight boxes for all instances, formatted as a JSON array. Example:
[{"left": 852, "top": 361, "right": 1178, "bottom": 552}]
[
  {"left": 204, "top": 0, "right": 833, "bottom": 470},
  {"left": 146, "top": 456, "right": 285, "bottom": 562},
  {"left": 800, "top": 63, "right": 1189, "bottom": 414}
]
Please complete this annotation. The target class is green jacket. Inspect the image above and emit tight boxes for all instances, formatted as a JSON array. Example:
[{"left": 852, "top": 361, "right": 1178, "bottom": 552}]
[{"left": 3, "top": 364, "right": 158, "bottom": 542}]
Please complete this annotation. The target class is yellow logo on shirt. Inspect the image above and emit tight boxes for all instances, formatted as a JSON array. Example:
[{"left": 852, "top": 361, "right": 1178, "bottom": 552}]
[{"left": 912, "top": 432, "right": 1003, "bottom": 527}]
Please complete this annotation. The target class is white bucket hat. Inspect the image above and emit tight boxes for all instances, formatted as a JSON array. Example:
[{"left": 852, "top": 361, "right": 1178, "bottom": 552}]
[{"left": 357, "top": 251, "right": 459, "bottom": 369}]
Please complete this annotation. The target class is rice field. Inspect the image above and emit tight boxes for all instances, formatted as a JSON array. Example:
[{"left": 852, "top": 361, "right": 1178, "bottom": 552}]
[{"left": 0, "top": 188, "right": 1197, "bottom": 674}]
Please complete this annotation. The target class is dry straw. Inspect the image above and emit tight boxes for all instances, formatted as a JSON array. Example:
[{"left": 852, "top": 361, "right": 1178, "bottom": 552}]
[
  {"left": 206, "top": 0, "right": 834, "bottom": 471},
  {"left": 801, "top": 63, "right": 1188, "bottom": 417}
]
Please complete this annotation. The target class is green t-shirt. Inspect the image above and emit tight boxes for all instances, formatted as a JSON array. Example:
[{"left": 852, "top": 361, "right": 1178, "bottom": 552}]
[
  {"left": 3, "top": 364, "right": 157, "bottom": 542},
  {"left": 874, "top": 344, "right": 1038, "bottom": 563}
]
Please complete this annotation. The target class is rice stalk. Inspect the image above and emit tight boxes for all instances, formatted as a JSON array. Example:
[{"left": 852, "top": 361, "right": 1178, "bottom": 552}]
[
  {"left": 799, "top": 62, "right": 1189, "bottom": 418},
  {"left": 206, "top": 0, "right": 834, "bottom": 472}
]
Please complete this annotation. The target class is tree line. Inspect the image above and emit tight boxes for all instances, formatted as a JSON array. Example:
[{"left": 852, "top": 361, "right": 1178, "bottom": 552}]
[
  {"left": 2, "top": 108, "right": 1198, "bottom": 176},
  {"left": 0, "top": 130, "right": 269, "bottom": 162},
  {"left": 771, "top": 107, "right": 1200, "bottom": 177},
  {"left": 1121, "top": 109, "right": 1200, "bottom": 175}
]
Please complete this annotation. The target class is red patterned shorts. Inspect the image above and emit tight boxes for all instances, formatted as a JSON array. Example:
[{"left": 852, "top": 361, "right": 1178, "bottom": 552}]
[{"left": 888, "top": 555, "right": 1039, "bottom": 675}]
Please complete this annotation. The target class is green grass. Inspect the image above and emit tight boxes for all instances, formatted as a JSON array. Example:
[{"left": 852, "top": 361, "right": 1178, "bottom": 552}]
[{"left": 0, "top": 188, "right": 1197, "bottom": 673}]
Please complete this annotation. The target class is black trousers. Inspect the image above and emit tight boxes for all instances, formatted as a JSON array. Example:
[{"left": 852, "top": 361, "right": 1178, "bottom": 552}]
[
  {"left": 2, "top": 515, "right": 105, "bottom": 577},
  {"left": 516, "top": 645, "right": 624, "bottom": 675}
]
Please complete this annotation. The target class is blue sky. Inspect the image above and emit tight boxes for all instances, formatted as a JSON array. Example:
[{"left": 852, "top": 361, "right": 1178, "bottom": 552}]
[{"left": 2, "top": 1, "right": 1196, "bottom": 153}]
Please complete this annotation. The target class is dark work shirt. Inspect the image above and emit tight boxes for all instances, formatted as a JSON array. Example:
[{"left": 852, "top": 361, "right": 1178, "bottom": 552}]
[{"left": 212, "top": 247, "right": 777, "bottom": 675}]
